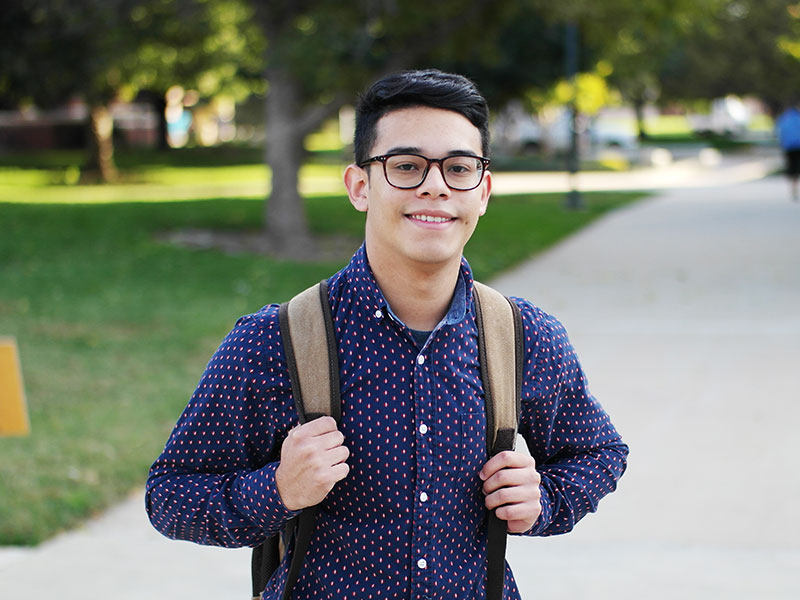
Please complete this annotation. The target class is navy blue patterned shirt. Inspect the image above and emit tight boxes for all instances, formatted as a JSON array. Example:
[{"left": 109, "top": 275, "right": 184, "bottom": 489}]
[{"left": 146, "top": 244, "right": 628, "bottom": 599}]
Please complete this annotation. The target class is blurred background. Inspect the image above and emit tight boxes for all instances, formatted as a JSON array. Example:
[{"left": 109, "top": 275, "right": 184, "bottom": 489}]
[{"left": 1, "top": 1, "right": 799, "bottom": 598}]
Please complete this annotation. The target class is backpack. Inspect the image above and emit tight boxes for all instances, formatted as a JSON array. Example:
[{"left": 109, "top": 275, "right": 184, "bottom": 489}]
[{"left": 252, "top": 279, "right": 523, "bottom": 600}]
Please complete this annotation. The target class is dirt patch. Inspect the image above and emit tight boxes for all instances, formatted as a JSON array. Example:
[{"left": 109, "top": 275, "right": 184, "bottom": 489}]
[{"left": 156, "top": 228, "right": 360, "bottom": 262}]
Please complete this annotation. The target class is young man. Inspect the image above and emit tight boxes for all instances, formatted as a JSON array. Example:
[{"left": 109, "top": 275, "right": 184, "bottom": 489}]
[
  {"left": 776, "top": 104, "right": 800, "bottom": 201},
  {"left": 146, "top": 69, "right": 628, "bottom": 599}
]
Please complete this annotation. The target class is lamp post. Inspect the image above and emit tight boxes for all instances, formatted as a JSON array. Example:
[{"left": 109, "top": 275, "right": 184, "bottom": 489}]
[{"left": 564, "top": 20, "right": 583, "bottom": 210}]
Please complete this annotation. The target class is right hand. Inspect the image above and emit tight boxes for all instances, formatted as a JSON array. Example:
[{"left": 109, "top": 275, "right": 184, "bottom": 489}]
[{"left": 275, "top": 416, "right": 350, "bottom": 511}]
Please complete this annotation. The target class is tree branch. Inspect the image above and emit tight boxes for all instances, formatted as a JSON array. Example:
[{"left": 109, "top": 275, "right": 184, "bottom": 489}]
[{"left": 297, "top": 90, "right": 353, "bottom": 138}]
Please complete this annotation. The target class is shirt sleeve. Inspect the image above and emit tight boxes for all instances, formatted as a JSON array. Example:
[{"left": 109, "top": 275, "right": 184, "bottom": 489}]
[
  {"left": 144, "top": 309, "right": 301, "bottom": 548},
  {"left": 512, "top": 299, "right": 629, "bottom": 537}
]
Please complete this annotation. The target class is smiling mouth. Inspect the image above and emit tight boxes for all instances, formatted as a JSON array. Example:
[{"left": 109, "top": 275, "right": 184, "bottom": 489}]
[{"left": 407, "top": 214, "right": 455, "bottom": 223}]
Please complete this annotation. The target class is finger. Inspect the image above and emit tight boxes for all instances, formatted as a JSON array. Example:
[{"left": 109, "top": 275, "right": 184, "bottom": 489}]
[
  {"left": 326, "top": 445, "right": 350, "bottom": 467},
  {"left": 317, "top": 429, "right": 346, "bottom": 451},
  {"left": 482, "top": 464, "right": 539, "bottom": 495},
  {"left": 484, "top": 484, "right": 529, "bottom": 510},
  {"left": 495, "top": 501, "right": 541, "bottom": 526},
  {"left": 482, "top": 466, "right": 515, "bottom": 493},
  {"left": 298, "top": 415, "right": 339, "bottom": 436},
  {"left": 506, "top": 521, "right": 535, "bottom": 533},
  {"left": 329, "top": 461, "right": 350, "bottom": 483},
  {"left": 479, "top": 451, "right": 534, "bottom": 481},
  {"left": 506, "top": 519, "right": 535, "bottom": 534}
]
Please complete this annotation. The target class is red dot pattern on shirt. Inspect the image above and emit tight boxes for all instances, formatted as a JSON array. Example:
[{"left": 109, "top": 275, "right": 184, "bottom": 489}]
[{"left": 145, "top": 245, "right": 628, "bottom": 600}]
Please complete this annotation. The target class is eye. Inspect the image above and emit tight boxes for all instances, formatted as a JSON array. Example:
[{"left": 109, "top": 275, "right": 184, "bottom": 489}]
[
  {"left": 445, "top": 157, "right": 478, "bottom": 176},
  {"left": 387, "top": 155, "right": 425, "bottom": 173}
]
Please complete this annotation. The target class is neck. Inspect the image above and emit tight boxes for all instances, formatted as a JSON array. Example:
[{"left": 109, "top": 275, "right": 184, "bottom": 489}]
[{"left": 366, "top": 247, "right": 461, "bottom": 332}]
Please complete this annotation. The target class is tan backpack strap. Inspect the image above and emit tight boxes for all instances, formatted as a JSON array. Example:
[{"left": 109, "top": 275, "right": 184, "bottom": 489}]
[
  {"left": 473, "top": 281, "right": 524, "bottom": 600},
  {"left": 472, "top": 281, "right": 523, "bottom": 455},
  {"left": 257, "top": 281, "right": 338, "bottom": 600},
  {"left": 278, "top": 279, "right": 341, "bottom": 423}
]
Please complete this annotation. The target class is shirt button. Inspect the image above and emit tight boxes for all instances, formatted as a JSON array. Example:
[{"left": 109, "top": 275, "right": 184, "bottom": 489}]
[
  {"left": 417, "top": 354, "right": 425, "bottom": 365},
  {"left": 420, "top": 492, "right": 428, "bottom": 503},
  {"left": 417, "top": 558, "right": 427, "bottom": 569},
  {"left": 419, "top": 423, "right": 428, "bottom": 435},
  {"left": 374, "top": 309, "right": 382, "bottom": 319}
]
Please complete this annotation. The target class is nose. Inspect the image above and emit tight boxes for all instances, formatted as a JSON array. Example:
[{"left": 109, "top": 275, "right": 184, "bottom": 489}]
[{"left": 417, "top": 162, "right": 451, "bottom": 198}]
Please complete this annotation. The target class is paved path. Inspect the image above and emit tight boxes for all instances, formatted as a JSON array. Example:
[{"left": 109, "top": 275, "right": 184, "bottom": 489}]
[
  {"left": 2, "top": 148, "right": 798, "bottom": 598},
  {"left": 491, "top": 145, "right": 780, "bottom": 194},
  {"left": 495, "top": 174, "right": 800, "bottom": 599}
]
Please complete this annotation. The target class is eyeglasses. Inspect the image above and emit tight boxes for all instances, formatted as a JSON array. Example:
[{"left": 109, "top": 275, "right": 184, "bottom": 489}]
[{"left": 358, "top": 153, "right": 491, "bottom": 191}]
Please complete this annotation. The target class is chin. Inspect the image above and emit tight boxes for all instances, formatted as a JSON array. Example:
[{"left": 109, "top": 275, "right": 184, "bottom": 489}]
[{"left": 405, "top": 245, "right": 461, "bottom": 267}]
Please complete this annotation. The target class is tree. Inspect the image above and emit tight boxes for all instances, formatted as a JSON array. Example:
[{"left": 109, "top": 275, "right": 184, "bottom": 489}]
[
  {"left": 520, "top": 0, "right": 723, "bottom": 139},
  {"left": 247, "top": 0, "right": 738, "bottom": 254},
  {"left": 0, "top": 0, "right": 259, "bottom": 180},
  {"left": 248, "top": 0, "right": 589, "bottom": 256},
  {"left": 125, "top": 0, "right": 264, "bottom": 150},
  {"left": 590, "top": 0, "right": 722, "bottom": 139},
  {"left": 249, "top": 2, "right": 498, "bottom": 255},
  {"left": 660, "top": 0, "right": 800, "bottom": 114}
]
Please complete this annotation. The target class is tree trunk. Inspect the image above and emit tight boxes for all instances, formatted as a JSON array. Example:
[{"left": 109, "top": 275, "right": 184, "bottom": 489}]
[
  {"left": 156, "top": 94, "right": 169, "bottom": 151},
  {"left": 151, "top": 92, "right": 169, "bottom": 150},
  {"left": 137, "top": 90, "right": 169, "bottom": 150},
  {"left": 263, "top": 68, "right": 316, "bottom": 257},
  {"left": 86, "top": 104, "right": 119, "bottom": 183},
  {"left": 634, "top": 99, "right": 649, "bottom": 141}
]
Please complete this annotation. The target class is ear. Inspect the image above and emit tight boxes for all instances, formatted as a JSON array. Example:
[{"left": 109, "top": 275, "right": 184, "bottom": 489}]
[
  {"left": 478, "top": 170, "right": 492, "bottom": 216},
  {"left": 344, "top": 163, "right": 369, "bottom": 213}
]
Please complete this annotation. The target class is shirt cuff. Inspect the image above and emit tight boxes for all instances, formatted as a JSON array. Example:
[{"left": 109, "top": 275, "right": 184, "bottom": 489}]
[{"left": 232, "top": 462, "right": 300, "bottom": 534}]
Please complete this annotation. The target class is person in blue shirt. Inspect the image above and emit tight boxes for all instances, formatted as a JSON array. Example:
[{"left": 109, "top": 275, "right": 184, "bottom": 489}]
[
  {"left": 776, "top": 104, "right": 800, "bottom": 201},
  {"left": 146, "top": 69, "right": 628, "bottom": 599}
]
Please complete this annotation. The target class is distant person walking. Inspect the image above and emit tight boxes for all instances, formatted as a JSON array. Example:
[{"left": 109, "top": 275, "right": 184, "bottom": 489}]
[{"left": 775, "top": 105, "right": 800, "bottom": 200}]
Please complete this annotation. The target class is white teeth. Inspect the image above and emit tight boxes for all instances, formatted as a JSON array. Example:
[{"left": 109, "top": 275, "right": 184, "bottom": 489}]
[{"left": 411, "top": 215, "right": 450, "bottom": 223}]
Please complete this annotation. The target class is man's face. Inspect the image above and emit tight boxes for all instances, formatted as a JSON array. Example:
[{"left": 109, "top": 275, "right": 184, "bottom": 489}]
[{"left": 346, "top": 106, "right": 491, "bottom": 272}]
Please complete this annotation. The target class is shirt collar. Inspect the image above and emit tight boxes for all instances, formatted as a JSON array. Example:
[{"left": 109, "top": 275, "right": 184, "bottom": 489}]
[{"left": 343, "top": 242, "right": 475, "bottom": 328}]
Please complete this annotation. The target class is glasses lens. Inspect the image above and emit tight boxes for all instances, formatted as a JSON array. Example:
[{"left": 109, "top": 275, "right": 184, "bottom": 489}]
[
  {"left": 384, "top": 155, "right": 428, "bottom": 188},
  {"left": 382, "top": 154, "right": 486, "bottom": 190},
  {"left": 441, "top": 155, "right": 485, "bottom": 190}
]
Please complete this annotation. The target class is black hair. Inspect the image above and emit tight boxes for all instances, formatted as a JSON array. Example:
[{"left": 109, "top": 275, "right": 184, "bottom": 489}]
[{"left": 353, "top": 69, "right": 490, "bottom": 164}]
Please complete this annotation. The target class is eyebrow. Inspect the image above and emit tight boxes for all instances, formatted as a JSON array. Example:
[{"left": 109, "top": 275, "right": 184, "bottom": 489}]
[{"left": 383, "top": 146, "right": 481, "bottom": 157}]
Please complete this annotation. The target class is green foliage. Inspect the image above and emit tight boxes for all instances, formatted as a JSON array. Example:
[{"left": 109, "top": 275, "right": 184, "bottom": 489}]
[
  {"left": 660, "top": 0, "right": 800, "bottom": 111},
  {"left": 427, "top": 2, "right": 570, "bottom": 109},
  {"left": 1, "top": 0, "right": 262, "bottom": 107},
  {"left": 0, "top": 154, "right": 641, "bottom": 544}
]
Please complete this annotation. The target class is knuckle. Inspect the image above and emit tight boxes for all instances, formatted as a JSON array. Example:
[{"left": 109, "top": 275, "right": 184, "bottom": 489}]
[
  {"left": 312, "top": 469, "right": 333, "bottom": 489},
  {"left": 496, "top": 488, "right": 513, "bottom": 505},
  {"left": 494, "top": 469, "right": 510, "bottom": 486},
  {"left": 297, "top": 442, "right": 316, "bottom": 462}
]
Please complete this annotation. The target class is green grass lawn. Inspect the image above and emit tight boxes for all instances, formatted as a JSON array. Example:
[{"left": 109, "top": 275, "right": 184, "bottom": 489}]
[{"left": 0, "top": 149, "right": 643, "bottom": 545}]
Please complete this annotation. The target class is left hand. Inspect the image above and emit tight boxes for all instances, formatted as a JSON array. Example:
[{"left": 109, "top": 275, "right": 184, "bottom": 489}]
[{"left": 479, "top": 450, "right": 542, "bottom": 533}]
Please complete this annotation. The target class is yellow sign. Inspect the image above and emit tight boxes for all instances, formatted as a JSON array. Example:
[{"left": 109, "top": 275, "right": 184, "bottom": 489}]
[{"left": 0, "top": 337, "right": 30, "bottom": 436}]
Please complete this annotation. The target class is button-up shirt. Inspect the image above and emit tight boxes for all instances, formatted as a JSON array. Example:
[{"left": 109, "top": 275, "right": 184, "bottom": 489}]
[{"left": 146, "top": 244, "right": 628, "bottom": 599}]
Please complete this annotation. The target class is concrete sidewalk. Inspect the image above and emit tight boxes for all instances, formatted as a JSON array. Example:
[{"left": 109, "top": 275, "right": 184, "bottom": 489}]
[
  {"left": 496, "top": 175, "right": 800, "bottom": 598},
  {"left": 491, "top": 144, "right": 782, "bottom": 195},
  {"left": 2, "top": 150, "right": 798, "bottom": 598}
]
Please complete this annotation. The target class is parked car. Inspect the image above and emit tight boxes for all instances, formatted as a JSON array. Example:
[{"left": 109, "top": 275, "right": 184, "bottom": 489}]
[
  {"left": 492, "top": 103, "right": 637, "bottom": 156},
  {"left": 688, "top": 96, "right": 751, "bottom": 137}
]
